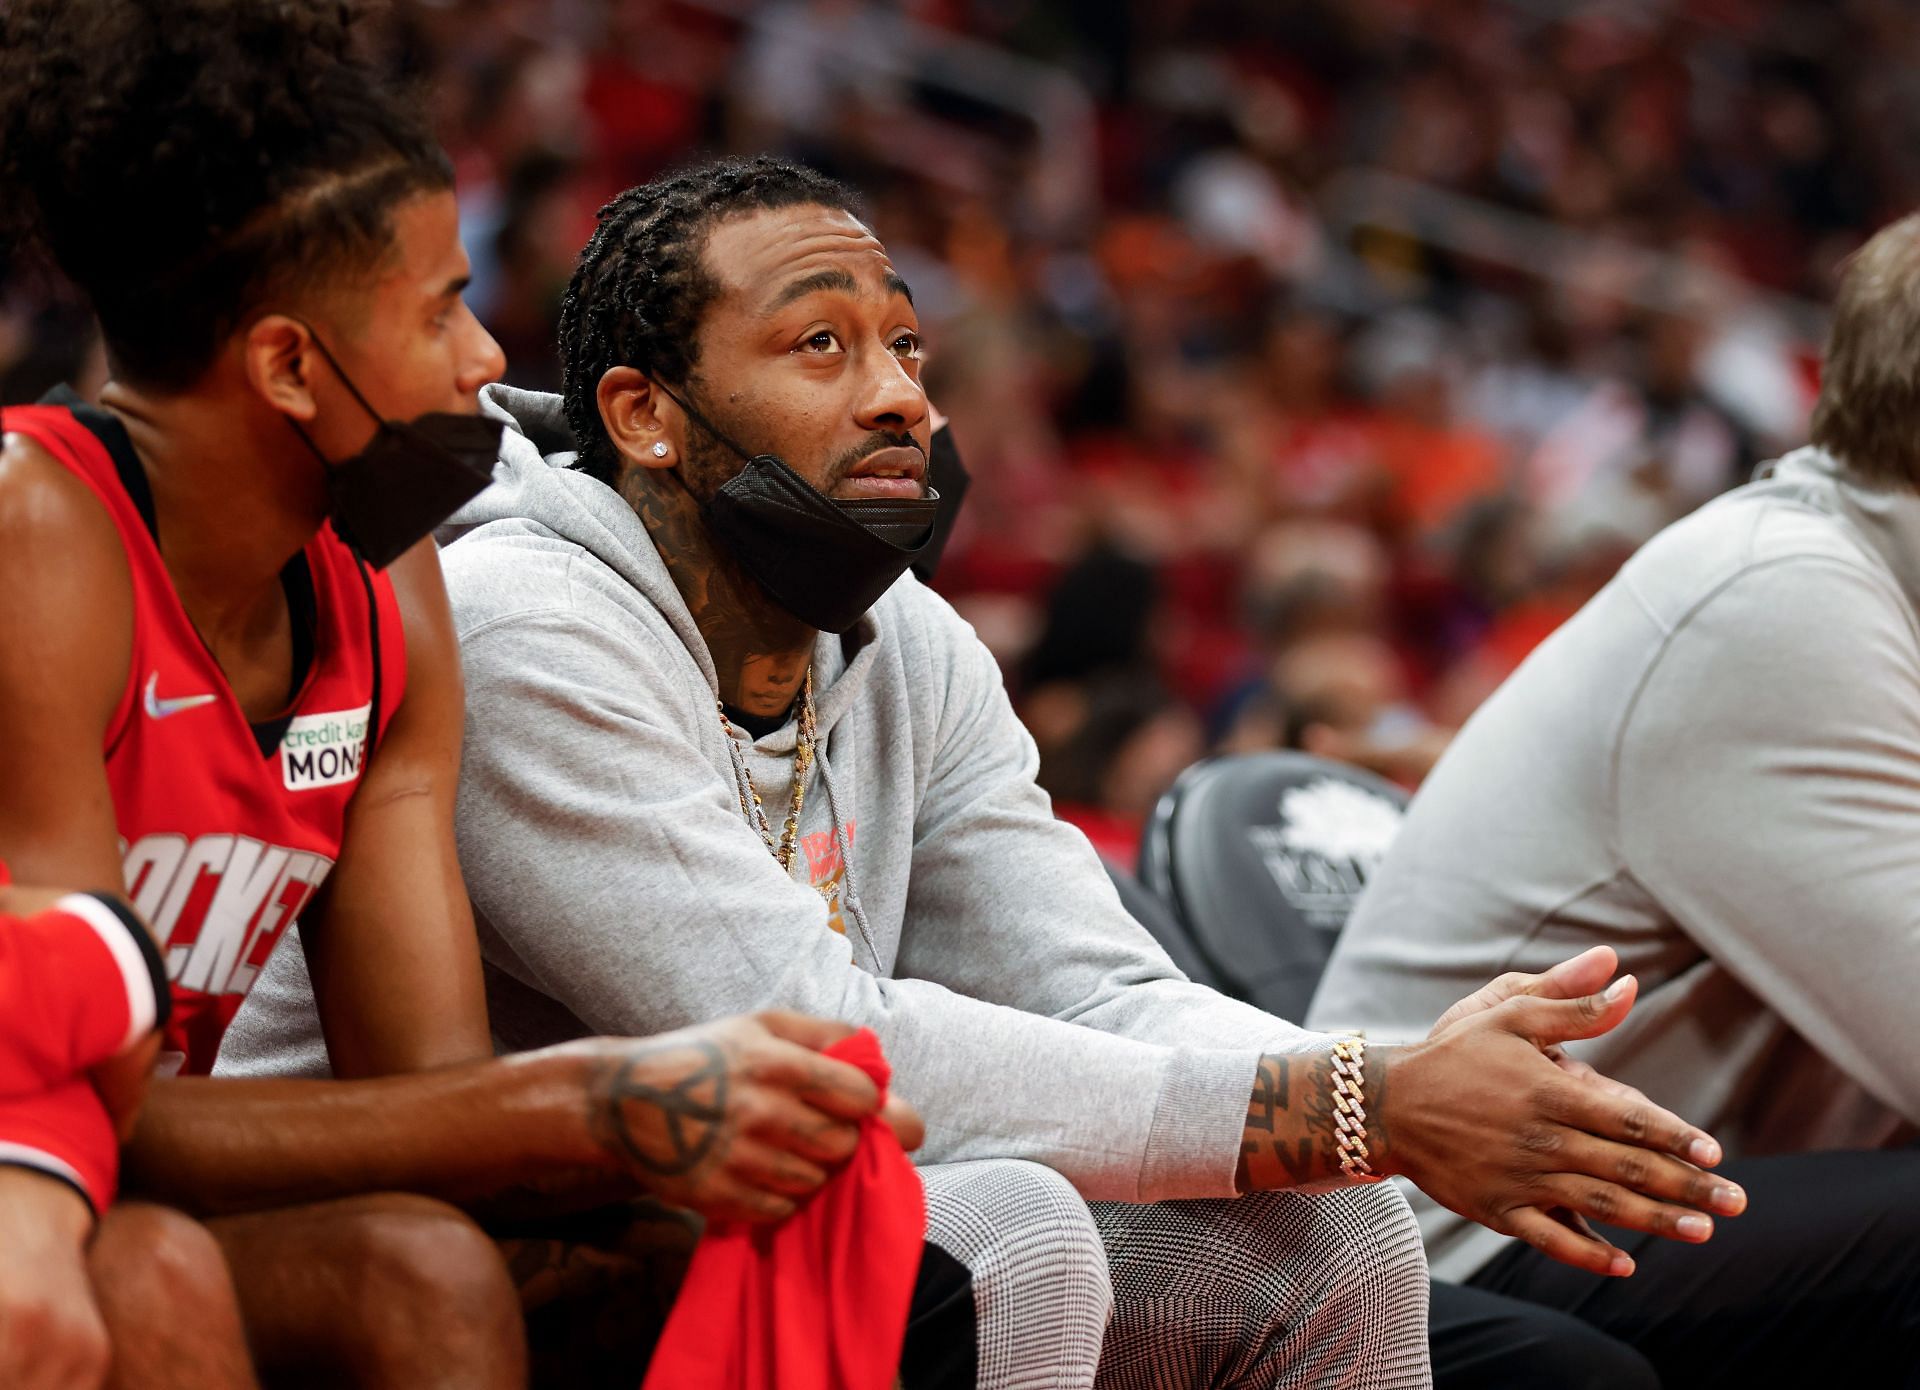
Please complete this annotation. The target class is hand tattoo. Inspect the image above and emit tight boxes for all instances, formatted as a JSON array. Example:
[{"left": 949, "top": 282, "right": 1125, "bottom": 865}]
[{"left": 590, "top": 1041, "right": 730, "bottom": 1177}]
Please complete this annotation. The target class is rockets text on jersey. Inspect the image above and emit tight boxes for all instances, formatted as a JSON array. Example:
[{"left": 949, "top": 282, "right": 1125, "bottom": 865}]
[{"left": 123, "top": 832, "right": 333, "bottom": 998}]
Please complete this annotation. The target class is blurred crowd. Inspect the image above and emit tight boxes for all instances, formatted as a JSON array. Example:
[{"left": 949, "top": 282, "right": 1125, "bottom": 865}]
[{"left": 7, "top": 0, "right": 1917, "bottom": 862}]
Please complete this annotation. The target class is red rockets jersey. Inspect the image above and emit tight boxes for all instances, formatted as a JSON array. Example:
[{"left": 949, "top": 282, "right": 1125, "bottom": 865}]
[{"left": 5, "top": 395, "right": 406, "bottom": 1075}]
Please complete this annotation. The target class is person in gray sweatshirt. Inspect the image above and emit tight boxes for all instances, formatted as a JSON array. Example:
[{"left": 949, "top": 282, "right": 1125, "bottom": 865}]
[
  {"left": 223, "top": 157, "right": 1745, "bottom": 1389},
  {"left": 1309, "top": 213, "right": 1920, "bottom": 1385}
]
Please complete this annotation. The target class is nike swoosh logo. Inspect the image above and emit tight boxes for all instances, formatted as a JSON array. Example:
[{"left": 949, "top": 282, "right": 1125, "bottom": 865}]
[{"left": 143, "top": 672, "right": 219, "bottom": 721}]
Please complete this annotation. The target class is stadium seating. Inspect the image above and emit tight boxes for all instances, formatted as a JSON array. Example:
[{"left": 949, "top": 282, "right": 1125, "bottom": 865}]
[{"left": 1136, "top": 753, "right": 1409, "bottom": 1020}]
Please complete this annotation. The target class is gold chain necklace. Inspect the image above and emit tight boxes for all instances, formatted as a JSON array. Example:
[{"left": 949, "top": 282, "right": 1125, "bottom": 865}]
[{"left": 717, "top": 666, "right": 816, "bottom": 875}]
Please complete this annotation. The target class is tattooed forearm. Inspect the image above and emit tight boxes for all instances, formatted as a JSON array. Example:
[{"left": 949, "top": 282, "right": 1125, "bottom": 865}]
[
  {"left": 1246, "top": 1054, "right": 1286, "bottom": 1132},
  {"left": 1302, "top": 1049, "right": 1340, "bottom": 1172},
  {"left": 1363, "top": 1041, "right": 1390, "bottom": 1172},
  {"left": 1237, "top": 1053, "right": 1295, "bottom": 1189},
  {"left": 589, "top": 1040, "right": 730, "bottom": 1178},
  {"left": 1236, "top": 1042, "right": 1392, "bottom": 1191}
]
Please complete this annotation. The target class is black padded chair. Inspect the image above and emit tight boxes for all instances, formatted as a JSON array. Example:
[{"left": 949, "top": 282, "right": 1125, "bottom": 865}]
[
  {"left": 1137, "top": 752, "right": 1410, "bottom": 1021},
  {"left": 1100, "top": 857, "right": 1224, "bottom": 991}
]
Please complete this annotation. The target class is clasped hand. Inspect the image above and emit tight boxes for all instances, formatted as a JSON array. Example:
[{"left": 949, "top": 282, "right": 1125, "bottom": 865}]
[{"left": 584, "top": 1011, "right": 922, "bottom": 1226}]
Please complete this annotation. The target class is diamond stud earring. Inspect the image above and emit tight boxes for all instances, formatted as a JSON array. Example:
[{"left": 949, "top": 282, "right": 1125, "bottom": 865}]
[{"left": 651, "top": 442, "right": 670, "bottom": 458}]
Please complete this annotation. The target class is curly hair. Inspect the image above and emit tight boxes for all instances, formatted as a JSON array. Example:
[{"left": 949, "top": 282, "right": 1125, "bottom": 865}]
[
  {"left": 0, "top": 0, "right": 450, "bottom": 390},
  {"left": 558, "top": 156, "right": 863, "bottom": 485}
]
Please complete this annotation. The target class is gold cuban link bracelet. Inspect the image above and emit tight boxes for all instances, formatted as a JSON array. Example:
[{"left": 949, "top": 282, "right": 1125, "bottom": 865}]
[{"left": 1330, "top": 1035, "right": 1380, "bottom": 1182}]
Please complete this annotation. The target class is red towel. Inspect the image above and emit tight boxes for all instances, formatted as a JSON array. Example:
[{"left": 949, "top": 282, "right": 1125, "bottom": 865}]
[{"left": 641, "top": 1028, "right": 926, "bottom": 1390}]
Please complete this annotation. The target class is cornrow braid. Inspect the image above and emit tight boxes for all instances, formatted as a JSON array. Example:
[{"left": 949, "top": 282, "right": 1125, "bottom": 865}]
[{"left": 558, "top": 156, "right": 863, "bottom": 485}]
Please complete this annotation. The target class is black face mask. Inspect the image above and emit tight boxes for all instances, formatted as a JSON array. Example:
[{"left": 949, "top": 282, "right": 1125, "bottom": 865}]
[
  {"left": 289, "top": 329, "right": 502, "bottom": 570},
  {"left": 909, "top": 423, "right": 972, "bottom": 585},
  {"left": 662, "top": 387, "right": 940, "bottom": 633}
]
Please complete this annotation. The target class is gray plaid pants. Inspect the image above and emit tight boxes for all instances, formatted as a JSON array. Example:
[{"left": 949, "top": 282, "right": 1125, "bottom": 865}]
[{"left": 922, "top": 1161, "right": 1431, "bottom": 1389}]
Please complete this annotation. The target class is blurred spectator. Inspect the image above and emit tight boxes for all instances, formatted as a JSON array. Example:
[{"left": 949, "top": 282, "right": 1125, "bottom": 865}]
[{"left": 1035, "top": 674, "right": 1205, "bottom": 864}]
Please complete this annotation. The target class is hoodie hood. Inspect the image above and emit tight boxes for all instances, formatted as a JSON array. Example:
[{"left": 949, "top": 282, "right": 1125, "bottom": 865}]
[{"left": 444, "top": 383, "right": 882, "bottom": 746}]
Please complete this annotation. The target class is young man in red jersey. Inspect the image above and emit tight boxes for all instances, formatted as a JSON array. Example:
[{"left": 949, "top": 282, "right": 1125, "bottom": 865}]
[{"left": 0, "top": 2, "right": 920, "bottom": 1383}]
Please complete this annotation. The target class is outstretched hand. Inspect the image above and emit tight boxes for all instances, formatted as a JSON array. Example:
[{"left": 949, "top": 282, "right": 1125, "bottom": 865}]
[
  {"left": 1379, "top": 960, "right": 1744, "bottom": 1276},
  {"left": 1426, "top": 943, "right": 1622, "bottom": 1037},
  {"left": 1428, "top": 943, "right": 1692, "bottom": 1119}
]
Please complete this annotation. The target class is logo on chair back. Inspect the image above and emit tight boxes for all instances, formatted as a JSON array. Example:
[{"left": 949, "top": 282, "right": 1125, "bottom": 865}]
[{"left": 1246, "top": 778, "right": 1403, "bottom": 932}]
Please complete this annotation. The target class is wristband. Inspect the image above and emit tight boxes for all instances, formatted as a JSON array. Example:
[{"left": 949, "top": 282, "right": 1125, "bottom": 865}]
[{"left": 52, "top": 891, "right": 171, "bottom": 1049}]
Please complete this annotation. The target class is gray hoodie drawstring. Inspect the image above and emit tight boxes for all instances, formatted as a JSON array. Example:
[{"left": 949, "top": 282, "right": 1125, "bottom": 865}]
[{"left": 817, "top": 745, "right": 882, "bottom": 971}]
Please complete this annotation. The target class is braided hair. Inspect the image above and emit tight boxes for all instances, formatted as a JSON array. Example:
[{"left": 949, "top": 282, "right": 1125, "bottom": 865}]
[
  {"left": 0, "top": 0, "right": 450, "bottom": 390},
  {"left": 558, "top": 156, "right": 863, "bottom": 485}
]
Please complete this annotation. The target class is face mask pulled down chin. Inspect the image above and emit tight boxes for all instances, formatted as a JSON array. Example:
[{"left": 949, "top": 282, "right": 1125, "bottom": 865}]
[
  {"left": 666, "top": 390, "right": 940, "bottom": 633},
  {"left": 288, "top": 327, "right": 503, "bottom": 570}
]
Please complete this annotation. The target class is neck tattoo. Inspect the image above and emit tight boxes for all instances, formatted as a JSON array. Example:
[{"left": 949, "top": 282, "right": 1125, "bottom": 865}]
[{"left": 718, "top": 665, "right": 817, "bottom": 875}]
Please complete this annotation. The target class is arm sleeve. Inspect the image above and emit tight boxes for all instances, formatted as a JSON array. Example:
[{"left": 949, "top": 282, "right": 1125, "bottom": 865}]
[
  {"left": 0, "top": 1078, "right": 120, "bottom": 1214},
  {"left": 1616, "top": 556, "right": 1920, "bottom": 1125},
  {"left": 0, "top": 893, "right": 168, "bottom": 1098},
  {"left": 456, "top": 608, "right": 1273, "bottom": 1202},
  {"left": 896, "top": 601, "right": 1327, "bottom": 1059}
]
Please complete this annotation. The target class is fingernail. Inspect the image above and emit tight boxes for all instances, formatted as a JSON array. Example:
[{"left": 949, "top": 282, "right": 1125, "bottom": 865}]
[
  {"left": 1608, "top": 1252, "right": 1635, "bottom": 1277},
  {"left": 1689, "top": 1137, "right": 1722, "bottom": 1166},
  {"left": 1677, "top": 1214, "right": 1712, "bottom": 1240},
  {"left": 1604, "top": 976, "right": 1633, "bottom": 1002},
  {"left": 1713, "top": 1183, "right": 1745, "bottom": 1213}
]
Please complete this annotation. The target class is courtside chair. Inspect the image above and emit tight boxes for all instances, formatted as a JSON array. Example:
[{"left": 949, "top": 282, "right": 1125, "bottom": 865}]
[{"left": 1136, "top": 753, "right": 1410, "bottom": 1021}]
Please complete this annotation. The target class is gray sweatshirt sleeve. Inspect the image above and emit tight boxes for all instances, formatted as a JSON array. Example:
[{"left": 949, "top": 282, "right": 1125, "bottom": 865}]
[
  {"left": 896, "top": 598, "right": 1329, "bottom": 1066},
  {"left": 1615, "top": 555, "right": 1920, "bottom": 1125},
  {"left": 456, "top": 602, "right": 1271, "bottom": 1202}
]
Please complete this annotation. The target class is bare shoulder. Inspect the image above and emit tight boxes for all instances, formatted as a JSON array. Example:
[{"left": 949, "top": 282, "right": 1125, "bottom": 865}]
[
  {"left": 366, "top": 538, "right": 462, "bottom": 765},
  {"left": 385, "top": 536, "right": 454, "bottom": 627},
  {"left": 384, "top": 537, "right": 459, "bottom": 680},
  {"left": 0, "top": 428, "right": 128, "bottom": 589},
  {"left": 0, "top": 426, "right": 134, "bottom": 712}
]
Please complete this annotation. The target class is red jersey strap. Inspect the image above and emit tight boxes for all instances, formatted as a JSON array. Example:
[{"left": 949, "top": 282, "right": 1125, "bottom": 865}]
[
  {"left": 0, "top": 397, "right": 153, "bottom": 745},
  {"left": 352, "top": 556, "right": 390, "bottom": 759},
  {"left": 5, "top": 391, "right": 406, "bottom": 760}
]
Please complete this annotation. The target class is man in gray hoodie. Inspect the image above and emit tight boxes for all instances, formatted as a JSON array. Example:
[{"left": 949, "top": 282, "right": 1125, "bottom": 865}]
[
  {"left": 1309, "top": 213, "right": 1920, "bottom": 1383},
  {"left": 226, "top": 157, "right": 1745, "bottom": 1388}
]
